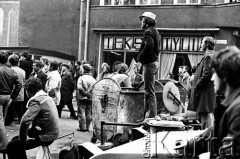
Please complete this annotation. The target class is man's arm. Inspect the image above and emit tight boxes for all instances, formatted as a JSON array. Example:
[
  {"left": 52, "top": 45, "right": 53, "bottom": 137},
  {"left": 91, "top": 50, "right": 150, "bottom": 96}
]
[
  {"left": 11, "top": 71, "right": 22, "bottom": 100},
  {"left": 196, "top": 56, "right": 213, "bottom": 88},
  {"left": 19, "top": 100, "right": 41, "bottom": 141},
  {"left": 77, "top": 78, "right": 90, "bottom": 97}
]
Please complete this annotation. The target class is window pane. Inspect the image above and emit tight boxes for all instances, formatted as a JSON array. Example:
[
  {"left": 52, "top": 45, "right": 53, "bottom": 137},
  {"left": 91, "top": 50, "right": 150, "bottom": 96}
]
[
  {"left": 139, "top": 0, "right": 148, "bottom": 4},
  {"left": 178, "top": 0, "right": 186, "bottom": 3},
  {"left": 150, "top": 0, "right": 160, "bottom": 4},
  {"left": 104, "top": 0, "right": 111, "bottom": 5},
  {"left": 190, "top": 0, "right": 198, "bottom": 3}
]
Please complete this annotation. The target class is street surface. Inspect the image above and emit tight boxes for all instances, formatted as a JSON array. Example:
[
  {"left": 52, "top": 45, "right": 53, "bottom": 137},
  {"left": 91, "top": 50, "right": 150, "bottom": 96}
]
[{"left": 5, "top": 100, "right": 93, "bottom": 159}]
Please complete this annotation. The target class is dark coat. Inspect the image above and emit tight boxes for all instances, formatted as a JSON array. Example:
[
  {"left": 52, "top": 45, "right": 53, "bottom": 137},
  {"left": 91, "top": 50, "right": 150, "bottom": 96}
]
[
  {"left": 137, "top": 27, "right": 160, "bottom": 65},
  {"left": 188, "top": 50, "right": 216, "bottom": 113},
  {"left": 29, "top": 70, "right": 47, "bottom": 90},
  {"left": 60, "top": 72, "right": 75, "bottom": 102},
  {"left": 19, "top": 59, "right": 33, "bottom": 80}
]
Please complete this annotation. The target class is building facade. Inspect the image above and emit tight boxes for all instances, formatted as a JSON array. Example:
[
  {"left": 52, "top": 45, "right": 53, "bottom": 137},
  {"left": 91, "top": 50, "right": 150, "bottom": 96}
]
[
  {"left": 1, "top": 0, "right": 240, "bottom": 78},
  {"left": 0, "top": 0, "right": 80, "bottom": 61},
  {"left": 86, "top": 0, "right": 240, "bottom": 79}
]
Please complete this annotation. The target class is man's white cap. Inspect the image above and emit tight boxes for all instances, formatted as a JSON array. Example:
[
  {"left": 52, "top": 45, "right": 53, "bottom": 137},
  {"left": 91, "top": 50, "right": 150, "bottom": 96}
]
[{"left": 139, "top": 12, "right": 156, "bottom": 20}]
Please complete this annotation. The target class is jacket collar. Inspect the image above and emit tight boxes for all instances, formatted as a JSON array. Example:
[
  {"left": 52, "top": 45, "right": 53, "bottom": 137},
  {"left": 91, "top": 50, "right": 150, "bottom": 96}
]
[{"left": 221, "top": 87, "right": 240, "bottom": 107}]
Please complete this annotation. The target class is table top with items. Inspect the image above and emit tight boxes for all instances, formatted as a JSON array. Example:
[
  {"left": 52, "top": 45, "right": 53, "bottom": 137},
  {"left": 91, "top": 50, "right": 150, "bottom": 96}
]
[{"left": 91, "top": 130, "right": 204, "bottom": 159}]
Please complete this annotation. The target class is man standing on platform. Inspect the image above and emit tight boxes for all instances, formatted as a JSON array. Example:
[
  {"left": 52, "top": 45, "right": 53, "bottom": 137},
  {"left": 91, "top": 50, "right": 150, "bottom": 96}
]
[
  {"left": 137, "top": 12, "right": 160, "bottom": 119},
  {"left": 188, "top": 36, "right": 216, "bottom": 129}
]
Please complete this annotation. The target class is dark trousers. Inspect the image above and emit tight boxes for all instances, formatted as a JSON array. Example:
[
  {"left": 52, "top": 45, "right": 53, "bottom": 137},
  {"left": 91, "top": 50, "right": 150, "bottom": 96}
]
[
  {"left": 6, "top": 136, "right": 53, "bottom": 159},
  {"left": 58, "top": 100, "right": 76, "bottom": 118},
  {"left": 77, "top": 99, "right": 92, "bottom": 130},
  {"left": 143, "top": 61, "right": 159, "bottom": 119},
  {"left": 5, "top": 101, "right": 24, "bottom": 125}
]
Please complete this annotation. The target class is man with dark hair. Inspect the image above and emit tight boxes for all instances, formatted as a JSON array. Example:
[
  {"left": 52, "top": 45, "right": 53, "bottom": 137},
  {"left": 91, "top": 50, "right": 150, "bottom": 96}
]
[
  {"left": 76, "top": 64, "right": 96, "bottom": 132},
  {"left": 188, "top": 36, "right": 217, "bottom": 129},
  {"left": 19, "top": 51, "right": 33, "bottom": 80},
  {"left": 6, "top": 78, "right": 59, "bottom": 159},
  {"left": 0, "top": 51, "right": 22, "bottom": 125},
  {"left": 45, "top": 61, "right": 61, "bottom": 107},
  {"left": 210, "top": 46, "right": 240, "bottom": 155},
  {"left": 137, "top": 12, "right": 160, "bottom": 119},
  {"left": 58, "top": 64, "right": 76, "bottom": 118},
  {"left": 29, "top": 60, "right": 47, "bottom": 90},
  {"left": 5, "top": 54, "right": 25, "bottom": 125}
]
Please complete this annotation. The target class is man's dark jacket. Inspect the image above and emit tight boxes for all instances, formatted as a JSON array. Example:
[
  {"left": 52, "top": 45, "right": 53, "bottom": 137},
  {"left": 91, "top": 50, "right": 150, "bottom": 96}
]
[
  {"left": 60, "top": 73, "right": 75, "bottom": 102},
  {"left": 137, "top": 27, "right": 160, "bottom": 65},
  {"left": 29, "top": 70, "right": 47, "bottom": 90},
  {"left": 20, "top": 59, "right": 33, "bottom": 80},
  {"left": 0, "top": 64, "right": 22, "bottom": 99}
]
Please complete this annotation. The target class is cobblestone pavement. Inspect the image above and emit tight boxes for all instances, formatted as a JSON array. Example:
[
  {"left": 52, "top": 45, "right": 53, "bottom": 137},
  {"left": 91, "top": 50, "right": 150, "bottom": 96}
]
[{"left": 5, "top": 101, "right": 94, "bottom": 159}]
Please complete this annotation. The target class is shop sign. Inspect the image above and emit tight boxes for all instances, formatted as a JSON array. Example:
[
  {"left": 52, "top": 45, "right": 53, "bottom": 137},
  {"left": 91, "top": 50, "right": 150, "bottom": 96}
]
[
  {"left": 163, "top": 36, "right": 204, "bottom": 52},
  {"left": 103, "top": 36, "right": 142, "bottom": 50}
]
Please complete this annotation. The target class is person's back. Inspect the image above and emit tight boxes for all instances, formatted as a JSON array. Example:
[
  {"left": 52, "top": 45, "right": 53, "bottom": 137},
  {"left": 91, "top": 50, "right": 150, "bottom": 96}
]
[
  {"left": 6, "top": 78, "right": 59, "bottom": 159},
  {"left": 112, "top": 73, "right": 132, "bottom": 87},
  {"left": 0, "top": 51, "right": 22, "bottom": 119},
  {"left": 24, "top": 91, "right": 59, "bottom": 141},
  {"left": 19, "top": 51, "right": 33, "bottom": 80}
]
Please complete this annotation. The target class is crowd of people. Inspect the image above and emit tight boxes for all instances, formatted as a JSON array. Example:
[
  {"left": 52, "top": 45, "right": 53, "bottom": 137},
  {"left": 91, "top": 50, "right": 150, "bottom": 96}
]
[{"left": 1, "top": 11, "right": 240, "bottom": 158}]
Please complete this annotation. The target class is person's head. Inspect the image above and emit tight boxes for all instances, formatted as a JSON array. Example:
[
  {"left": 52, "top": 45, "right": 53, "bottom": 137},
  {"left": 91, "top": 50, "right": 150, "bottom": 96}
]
[
  {"left": 25, "top": 78, "right": 43, "bottom": 98},
  {"left": 61, "top": 64, "right": 69, "bottom": 75},
  {"left": 139, "top": 12, "right": 156, "bottom": 30},
  {"left": 211, "top": 46, "right": 240, "bottom": 94},
  {"left": 67, "top": 62, "right": 73, "bottom": 68},
  {"left": 76, "top": 61, "right": 81, "bottom": 66},
  {"left": 82, "top": 64, "right": 91, "bottom": 74},
  {"left": 49, "top": 61, "right": 59, "bottom": 71},
  {"left": 200, "top": 36, "right": 216, "bottom": 51},
  {"left": 102, "top": 63, "right": 110, "bottom": 72},
  {"left": 33, "top": 60, "right": 43, "bottom": 73},
  {"left": 40, "top": 57, "right": 49, "bottom": 66},
  {"left": 21, "top": 51, "right": 30, "bottom": 60},
  {"left": 168, "top": 72, "right": 174, "bottom": 79},
  {"left": 118, "top": 63, "right": 128, "bottom": 74},
  {"left": 178, "top": 66, "right": 183, "bottom": 73},
  {"left": 183, "top": 65, "right": 189, "bottom": 73},
  {"left": 8, "top": 54, "right": 20, "bottom": 66},
  {"left": 191, "top": 66, "right": 197, "bottom": 74},
  {"left": 0, "top": 50, "right": 9, "bottom": 64}
]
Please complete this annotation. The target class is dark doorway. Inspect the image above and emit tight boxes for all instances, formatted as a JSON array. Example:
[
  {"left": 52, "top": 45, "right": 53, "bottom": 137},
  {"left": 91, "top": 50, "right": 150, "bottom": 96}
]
[{"left": 172, "top": 53, "right": 191, "bottom": 81}]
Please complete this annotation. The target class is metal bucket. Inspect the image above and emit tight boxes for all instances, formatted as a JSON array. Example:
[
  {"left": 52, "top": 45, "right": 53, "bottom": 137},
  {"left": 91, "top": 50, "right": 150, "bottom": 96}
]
[{"left": 92, "top": 78, "right": 164, "bottom": 143}]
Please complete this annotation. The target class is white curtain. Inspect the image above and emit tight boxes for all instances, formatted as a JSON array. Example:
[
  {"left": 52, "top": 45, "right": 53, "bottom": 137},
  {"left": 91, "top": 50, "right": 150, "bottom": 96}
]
[
  {"left": 187, "top": 54, "right": 204, "bottom": 67},
  {"left": 160, "top": 53, "right": 177, "bottom": 79}
]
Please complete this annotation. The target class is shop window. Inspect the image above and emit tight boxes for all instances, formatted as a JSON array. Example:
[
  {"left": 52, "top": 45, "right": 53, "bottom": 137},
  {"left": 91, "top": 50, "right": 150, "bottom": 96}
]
[
  {"left": 0, "top": 8, "right": 3, "bottom": 35},
  {"left": 173, "top": 0, "right": 200, "bottom": 4},
  {"left": 100, "top": 0, "right": 136, "bottom": 5}
]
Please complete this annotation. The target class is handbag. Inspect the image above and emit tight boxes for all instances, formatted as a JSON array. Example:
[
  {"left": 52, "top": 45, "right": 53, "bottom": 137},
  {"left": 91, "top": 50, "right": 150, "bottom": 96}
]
[{"left": 36, "top": 146, "right": 52, "bottom": 159}]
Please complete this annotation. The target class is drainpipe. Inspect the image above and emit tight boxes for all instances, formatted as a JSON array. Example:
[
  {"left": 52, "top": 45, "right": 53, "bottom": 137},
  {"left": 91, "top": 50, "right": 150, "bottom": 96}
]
[
  {"left": 83, "top": 0, "right": 90, "bottom": 61},
  {"left": 78, "top": 0, "right": 85, "bottom": 61}
]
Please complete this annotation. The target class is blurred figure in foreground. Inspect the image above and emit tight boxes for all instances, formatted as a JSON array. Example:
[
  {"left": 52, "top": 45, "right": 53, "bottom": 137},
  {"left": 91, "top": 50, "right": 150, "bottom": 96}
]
[
  {"left": 6, "top": 78, "right": 59, "bottom": 159},
  {"left": 211, "top": 46, "right": 240, "bottom": 156}
]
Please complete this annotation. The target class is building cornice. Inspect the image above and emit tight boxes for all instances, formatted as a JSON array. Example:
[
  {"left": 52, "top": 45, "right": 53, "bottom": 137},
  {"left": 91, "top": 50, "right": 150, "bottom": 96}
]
[{"left": 92, "top": 28, "right": 220, "bottom": 32}]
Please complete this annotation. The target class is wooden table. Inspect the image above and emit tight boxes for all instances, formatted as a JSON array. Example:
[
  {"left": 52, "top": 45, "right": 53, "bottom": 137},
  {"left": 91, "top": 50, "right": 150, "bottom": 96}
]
[{"left": 90, "top": 130, "right": 204, "bottom": 159}]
